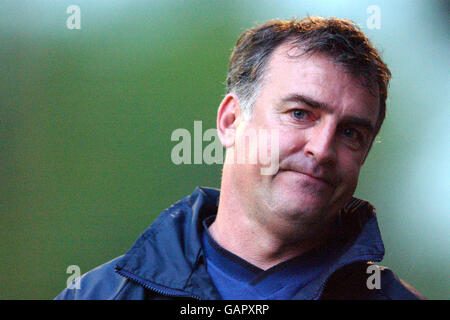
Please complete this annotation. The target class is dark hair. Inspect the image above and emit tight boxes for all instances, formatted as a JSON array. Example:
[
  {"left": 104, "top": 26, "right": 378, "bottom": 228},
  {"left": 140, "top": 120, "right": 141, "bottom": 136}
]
[{"left": 226, "top": 16, "right": 391, "bottom": 134}]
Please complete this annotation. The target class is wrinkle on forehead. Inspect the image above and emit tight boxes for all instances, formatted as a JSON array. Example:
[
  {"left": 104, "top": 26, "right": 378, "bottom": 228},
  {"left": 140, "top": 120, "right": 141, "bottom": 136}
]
[
  {"left": 260, "top": 42, "right": 379, "bottom": 124},
  {"left": 272, "top": 41, "right": 379, "bottom": 97}
]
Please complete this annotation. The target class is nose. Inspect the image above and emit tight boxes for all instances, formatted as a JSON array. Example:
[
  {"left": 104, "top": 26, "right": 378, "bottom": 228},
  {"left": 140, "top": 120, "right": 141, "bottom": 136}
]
[{"left": 304, "top": 122, "right": 337, "bottom": 165}]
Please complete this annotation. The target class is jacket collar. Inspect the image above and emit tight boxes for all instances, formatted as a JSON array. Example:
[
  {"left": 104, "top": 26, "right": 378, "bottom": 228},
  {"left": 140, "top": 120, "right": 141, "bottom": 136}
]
[
  {"left": 293, "top": 201, "right": 386, "bottom": 299},
  {"left": 115, "top": 187, "right": 384, "bottom": 299},
  {"left": 115, "top": 187, "right": 221, "bottom": 299}
]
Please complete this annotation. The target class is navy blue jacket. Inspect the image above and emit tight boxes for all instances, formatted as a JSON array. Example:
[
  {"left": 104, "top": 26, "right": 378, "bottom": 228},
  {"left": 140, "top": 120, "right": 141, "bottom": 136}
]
[{"left": 55, "top": 187, "right": 426, "bottom": 300}]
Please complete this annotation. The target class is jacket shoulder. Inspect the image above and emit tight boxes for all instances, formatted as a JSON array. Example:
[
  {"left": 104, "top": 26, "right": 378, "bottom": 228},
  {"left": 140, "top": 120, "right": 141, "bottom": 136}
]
[
  {"left": 321, "top": 262, "right": 426, "bottom": 300},
  {"left": 377, "top": 265, "right": 427, "bottom": 300},
  {"left": 54, "top": 256, "right": 145, "bottom": 300}
]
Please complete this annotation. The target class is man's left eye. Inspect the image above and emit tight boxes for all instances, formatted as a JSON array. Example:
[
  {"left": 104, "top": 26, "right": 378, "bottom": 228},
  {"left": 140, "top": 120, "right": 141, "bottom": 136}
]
[
  {"left": 292, "top": 109, "right": 309, "bottom": 120},
  {"left": 342, "top": 128, "right": 363, "bottom": 143},
  {"left": 343, "top": 128, "right": 357, "bottom": 138}
]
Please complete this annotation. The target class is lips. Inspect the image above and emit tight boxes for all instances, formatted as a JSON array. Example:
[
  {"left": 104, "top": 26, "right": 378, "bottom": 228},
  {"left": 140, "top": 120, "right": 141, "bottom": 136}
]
[
  {"left": 300, "top": 172, "right": 331, "bottom": 185},
  {"left": 279, "top": 168, "right": 335, "bottom": 187}
]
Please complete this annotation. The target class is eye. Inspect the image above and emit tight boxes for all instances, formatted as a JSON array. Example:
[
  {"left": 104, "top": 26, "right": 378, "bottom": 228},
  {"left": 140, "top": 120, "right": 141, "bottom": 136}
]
[
  {"left": 342, "top": 127, "right": 365, "bottom": 149},
  {"left": 292, "top": 109, "right": 310, "bottom": 120},
  {"left": 343, "top": 127, "right": 358, "bottom": 139}
]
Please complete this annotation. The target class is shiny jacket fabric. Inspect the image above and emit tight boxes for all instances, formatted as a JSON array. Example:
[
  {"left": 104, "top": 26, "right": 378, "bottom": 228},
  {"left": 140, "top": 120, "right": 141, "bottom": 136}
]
[{"left": 55, "top": 187, "right": 426, "bottom": 300}]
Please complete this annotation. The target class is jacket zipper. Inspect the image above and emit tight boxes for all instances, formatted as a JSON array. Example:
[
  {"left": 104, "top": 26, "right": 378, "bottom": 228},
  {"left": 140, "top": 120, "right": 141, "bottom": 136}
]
[{"left": 115, "top": 267, "right": 202, "bottom": 300}]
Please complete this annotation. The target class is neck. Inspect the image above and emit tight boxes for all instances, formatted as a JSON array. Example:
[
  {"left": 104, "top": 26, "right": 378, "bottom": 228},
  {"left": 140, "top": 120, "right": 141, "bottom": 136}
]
[
  {"left": 211, "top": 167, "right": 327, "bottom": 270},
  {"left": 209, "top": 216, "right": 320, "bottom": 271}
]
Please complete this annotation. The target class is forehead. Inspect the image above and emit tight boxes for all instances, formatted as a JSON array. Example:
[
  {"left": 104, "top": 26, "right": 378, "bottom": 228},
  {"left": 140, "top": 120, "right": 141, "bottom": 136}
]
[{"left": 259, "top": 42, "right": 379, "bottom": 125}]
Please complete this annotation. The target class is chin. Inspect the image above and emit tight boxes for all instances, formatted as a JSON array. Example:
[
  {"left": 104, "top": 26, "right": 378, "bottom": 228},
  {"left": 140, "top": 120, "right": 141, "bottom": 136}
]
[
  {"left": 284, "top": 184, "right": 330, "bottom": 203},
  {"left": 272, "top": 192, "right": 330, "bottom": 220}
]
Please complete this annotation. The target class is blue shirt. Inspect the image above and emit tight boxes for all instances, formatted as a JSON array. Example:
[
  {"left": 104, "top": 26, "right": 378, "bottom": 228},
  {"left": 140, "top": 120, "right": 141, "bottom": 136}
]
[{"left": 201, "top": 216, "right": 336, "bottom": 300}]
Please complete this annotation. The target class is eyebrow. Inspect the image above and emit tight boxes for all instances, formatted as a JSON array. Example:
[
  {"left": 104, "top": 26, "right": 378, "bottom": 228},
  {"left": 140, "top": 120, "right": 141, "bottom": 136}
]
[
  {"left": 281, "top": 93, "right": 334, "bottom": 113},
  {"left": 280, "top": 93, "right": 376, "bottom": 133}
]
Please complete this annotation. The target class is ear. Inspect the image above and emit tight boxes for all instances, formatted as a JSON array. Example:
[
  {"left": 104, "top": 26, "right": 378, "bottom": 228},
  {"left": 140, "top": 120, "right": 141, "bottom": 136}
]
[{"left": 217, "top": 93, "right": 242, "bottom": 148}]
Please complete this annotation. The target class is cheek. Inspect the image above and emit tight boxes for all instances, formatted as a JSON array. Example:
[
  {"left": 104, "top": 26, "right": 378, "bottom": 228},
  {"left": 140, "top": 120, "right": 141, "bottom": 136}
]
[
  {"left": 337, "top": 155, "right": 362, "bottom": 190},
  {"left": 278, "top": 128, "right": 308, "bottom": 156},
  {"left": 248, "top": 125, "right": 302, "bottom": 170}
]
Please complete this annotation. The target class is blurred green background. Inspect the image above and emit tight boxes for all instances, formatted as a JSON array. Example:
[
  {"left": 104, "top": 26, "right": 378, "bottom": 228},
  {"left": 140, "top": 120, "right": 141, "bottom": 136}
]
[{"left": 0, "top": 0, "right": 448, "bottom": 299}]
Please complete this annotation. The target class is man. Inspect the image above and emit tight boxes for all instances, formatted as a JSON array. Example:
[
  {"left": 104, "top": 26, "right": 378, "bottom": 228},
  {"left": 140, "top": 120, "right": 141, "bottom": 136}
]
[{"left": 56, "top": 17, "right": 426, "bottom": 300}]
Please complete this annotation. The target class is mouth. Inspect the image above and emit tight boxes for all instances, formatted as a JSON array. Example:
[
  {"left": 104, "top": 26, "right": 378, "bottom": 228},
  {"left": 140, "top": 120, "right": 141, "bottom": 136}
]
[
  {"left": 302, "top": 172, "right": 331, "bottom": 184},
  {"left": 279, "top": 169, "right": 334, "bottom": 187}
]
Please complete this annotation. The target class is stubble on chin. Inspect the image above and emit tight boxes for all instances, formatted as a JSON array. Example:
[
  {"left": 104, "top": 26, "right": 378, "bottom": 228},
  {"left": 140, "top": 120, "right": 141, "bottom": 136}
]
[{"left": 253, "top": 178, "right": 343, "bottom": 241}]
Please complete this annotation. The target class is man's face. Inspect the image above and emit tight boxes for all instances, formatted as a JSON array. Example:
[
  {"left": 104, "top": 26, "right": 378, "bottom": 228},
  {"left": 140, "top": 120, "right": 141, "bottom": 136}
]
[{"left": 231, "top": 43, "right": 379, "bottom": 236}]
